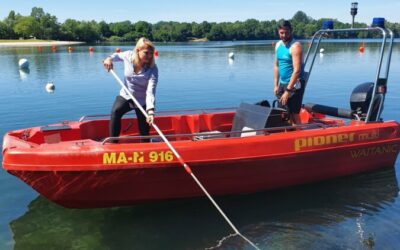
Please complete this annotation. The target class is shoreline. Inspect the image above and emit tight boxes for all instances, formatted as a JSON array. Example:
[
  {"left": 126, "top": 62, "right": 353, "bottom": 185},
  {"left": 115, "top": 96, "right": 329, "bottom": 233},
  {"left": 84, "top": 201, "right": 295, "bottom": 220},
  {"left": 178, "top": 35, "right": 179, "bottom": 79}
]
[
  {"left": 0, "top": 41, "right": 85, "bottom": 47},
  {"left": 188, "top": 37, "right": 209, "bottom": 42}
]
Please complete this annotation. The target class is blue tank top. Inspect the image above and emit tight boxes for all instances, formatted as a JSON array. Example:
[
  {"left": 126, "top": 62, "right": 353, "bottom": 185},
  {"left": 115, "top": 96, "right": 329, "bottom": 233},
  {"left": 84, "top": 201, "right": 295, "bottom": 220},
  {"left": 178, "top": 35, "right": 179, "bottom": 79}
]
[{"left": 276, "top": 40, "right": 303, "bottom": 84}]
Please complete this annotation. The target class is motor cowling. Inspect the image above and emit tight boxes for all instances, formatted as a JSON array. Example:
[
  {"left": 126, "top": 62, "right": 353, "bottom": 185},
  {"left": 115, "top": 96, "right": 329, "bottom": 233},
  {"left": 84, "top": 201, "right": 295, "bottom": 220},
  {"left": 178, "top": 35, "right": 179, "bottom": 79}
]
[{"left": 350, "top": 82, "right": 374, "bottom": 115}]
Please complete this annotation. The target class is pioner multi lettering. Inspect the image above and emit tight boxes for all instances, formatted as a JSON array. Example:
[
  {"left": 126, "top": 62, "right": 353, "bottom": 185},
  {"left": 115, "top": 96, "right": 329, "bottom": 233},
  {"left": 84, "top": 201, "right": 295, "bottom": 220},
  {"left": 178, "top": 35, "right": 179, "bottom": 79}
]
[{"left": 294, "top": 133, "right": 355, "bottom": 151}]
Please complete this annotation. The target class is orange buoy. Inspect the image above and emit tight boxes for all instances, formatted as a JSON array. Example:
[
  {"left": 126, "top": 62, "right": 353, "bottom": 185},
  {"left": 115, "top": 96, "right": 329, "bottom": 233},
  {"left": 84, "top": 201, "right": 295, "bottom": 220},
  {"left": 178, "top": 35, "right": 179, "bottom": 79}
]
[
  {"left": 68, "top": 47, "right": 73, "bottom": 53},
  {"left": 359, "top": 46, "right": 365, "bottom": 53},
  {"left": 89, "top": 47, "right": 94, "bottom": 52},
  {"left": 115, "top": 48, "right": 121, "bottom": 53},
  {"left": 52, "top": 46, "right": 57, "bottom": 52},
  {"left": 154, "top": 50, "right": 159, "bottom": 57}
]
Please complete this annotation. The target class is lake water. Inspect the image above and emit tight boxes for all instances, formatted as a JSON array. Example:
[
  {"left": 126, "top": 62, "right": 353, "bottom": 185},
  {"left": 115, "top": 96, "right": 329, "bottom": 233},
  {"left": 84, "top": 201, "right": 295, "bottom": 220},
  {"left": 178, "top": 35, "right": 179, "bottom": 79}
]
[{"left": 1, "top": 40, "right": 400, "bottom": 250}]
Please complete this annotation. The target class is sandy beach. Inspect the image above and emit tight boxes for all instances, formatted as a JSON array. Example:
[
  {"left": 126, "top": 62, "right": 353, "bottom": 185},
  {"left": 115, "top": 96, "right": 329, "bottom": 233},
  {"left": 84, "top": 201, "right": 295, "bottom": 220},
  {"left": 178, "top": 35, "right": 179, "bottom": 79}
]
[{"left": 0, "top": 41, "right": 85, "bottom": 47}]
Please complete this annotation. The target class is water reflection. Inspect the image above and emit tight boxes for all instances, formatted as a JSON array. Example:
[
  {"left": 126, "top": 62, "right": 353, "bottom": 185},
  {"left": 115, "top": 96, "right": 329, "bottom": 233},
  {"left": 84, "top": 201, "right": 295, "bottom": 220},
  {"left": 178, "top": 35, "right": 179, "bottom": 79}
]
[
  {"left": 18, "top": 68, "right": 30, "bottom": 81},
  {"left": 10, "top": 168, "right": 399, "bottom": 250},
  {"left": 318, "top": 52, "right": 324, "bottom": 64}
]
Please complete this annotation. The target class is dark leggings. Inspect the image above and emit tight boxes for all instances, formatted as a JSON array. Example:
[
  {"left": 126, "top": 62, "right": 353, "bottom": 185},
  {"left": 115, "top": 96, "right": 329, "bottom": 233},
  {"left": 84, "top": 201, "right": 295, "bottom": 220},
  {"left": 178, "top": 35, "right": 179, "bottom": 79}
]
[{"left": 110, "top": 96, "right": 149, "bottom": 138}]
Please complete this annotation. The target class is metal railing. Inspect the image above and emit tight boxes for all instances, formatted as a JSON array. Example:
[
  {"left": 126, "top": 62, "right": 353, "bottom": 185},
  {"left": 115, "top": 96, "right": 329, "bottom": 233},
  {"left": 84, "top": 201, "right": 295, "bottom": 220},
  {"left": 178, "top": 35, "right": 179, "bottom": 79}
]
[
  {"left": 303, "top": 26, "right": 394, "bottom": 123},
  {"left": 100, "top": 122, "right": 330, "bottom": 144},
  {"left": 79, "top": 107, "right": 236, "bottom": 122}
]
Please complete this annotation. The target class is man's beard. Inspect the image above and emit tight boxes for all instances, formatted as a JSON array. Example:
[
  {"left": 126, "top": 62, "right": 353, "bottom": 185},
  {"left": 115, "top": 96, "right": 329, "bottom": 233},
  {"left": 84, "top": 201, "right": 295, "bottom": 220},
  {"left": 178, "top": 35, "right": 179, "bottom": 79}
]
[{"left": 282, "top": 36, "right": 292, "bottom": 43}]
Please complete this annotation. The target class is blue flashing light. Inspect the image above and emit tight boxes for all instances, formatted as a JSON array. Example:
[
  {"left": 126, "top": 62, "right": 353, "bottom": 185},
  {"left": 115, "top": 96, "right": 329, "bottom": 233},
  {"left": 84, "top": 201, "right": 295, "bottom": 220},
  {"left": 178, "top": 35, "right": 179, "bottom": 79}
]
[
  {"left": 372, "top": 17, "right": 385, "bottom": 28},
  {"left": 322, "top": 20, "right": 334, "bottom": 30}
]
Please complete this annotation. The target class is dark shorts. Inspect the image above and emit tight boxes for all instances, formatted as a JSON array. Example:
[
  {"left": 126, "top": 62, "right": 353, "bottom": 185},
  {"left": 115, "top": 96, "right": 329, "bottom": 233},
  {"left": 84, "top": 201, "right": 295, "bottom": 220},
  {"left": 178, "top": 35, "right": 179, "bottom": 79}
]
[{"left": 277, "top": 80, "right": 305, "bottom": 114}]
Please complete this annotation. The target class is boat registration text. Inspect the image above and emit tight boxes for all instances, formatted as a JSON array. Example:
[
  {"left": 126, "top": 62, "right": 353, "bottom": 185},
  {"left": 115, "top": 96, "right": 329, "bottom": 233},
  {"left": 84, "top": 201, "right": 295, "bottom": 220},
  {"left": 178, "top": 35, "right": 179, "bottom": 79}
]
[{"left": 103, "top": 151, "right": 174, "bottom": 164}]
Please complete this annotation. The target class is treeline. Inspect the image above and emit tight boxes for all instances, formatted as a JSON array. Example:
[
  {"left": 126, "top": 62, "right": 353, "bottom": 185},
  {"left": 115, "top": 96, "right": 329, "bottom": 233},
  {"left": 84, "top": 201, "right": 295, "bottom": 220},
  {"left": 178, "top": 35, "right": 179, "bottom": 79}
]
[{"left": 1, "top": 7, "right": 399, "bottom": 42}]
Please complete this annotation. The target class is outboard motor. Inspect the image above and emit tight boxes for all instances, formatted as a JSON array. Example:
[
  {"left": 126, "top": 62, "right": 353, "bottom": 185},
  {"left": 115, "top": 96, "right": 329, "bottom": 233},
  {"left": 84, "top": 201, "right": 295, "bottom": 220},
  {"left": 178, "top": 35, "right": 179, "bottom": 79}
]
[{"left": 350, "top": 82, "right": 380, "bottom": 120}]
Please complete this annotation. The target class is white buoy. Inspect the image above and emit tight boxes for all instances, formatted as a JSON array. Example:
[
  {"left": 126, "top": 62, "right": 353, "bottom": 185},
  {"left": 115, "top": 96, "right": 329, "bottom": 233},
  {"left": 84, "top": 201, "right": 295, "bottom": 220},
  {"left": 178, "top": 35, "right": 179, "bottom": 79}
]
[
  {"left": 18, "top": 58, "right": 29, "bottom": 69},
  {"left": 45, "top": 81, "right": 55, "bottom": 93},
  {"left": 228, "top": 58, "right": 234, "bottom": 66},
  {"left": 228, "top": 52, "right": 235, "bottom": 59},
  {"left": 319, "top": 48, "right": 325, "bottom": 53}
]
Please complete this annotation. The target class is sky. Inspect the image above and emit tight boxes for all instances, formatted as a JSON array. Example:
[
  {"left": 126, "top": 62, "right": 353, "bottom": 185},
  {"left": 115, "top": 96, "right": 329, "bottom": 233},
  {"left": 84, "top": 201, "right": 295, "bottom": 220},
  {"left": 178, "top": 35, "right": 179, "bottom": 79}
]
[{"left": 0, "top": 0, "right": 398, "bottom": 24}]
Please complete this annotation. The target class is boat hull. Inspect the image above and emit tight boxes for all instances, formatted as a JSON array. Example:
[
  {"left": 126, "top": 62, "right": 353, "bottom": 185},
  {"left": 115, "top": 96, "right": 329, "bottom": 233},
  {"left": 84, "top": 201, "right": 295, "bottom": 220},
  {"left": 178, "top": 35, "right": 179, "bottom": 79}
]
[{"left": 4, "top": 120, "right": 400, "bottom": 208}]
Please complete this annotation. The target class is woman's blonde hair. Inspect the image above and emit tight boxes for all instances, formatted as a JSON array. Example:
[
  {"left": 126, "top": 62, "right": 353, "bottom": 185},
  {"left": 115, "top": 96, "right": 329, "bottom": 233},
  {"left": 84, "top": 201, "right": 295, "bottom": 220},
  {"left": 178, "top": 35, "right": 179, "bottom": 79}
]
[{"left": 132, "top": 37, "right": 156, "bottom": 68}]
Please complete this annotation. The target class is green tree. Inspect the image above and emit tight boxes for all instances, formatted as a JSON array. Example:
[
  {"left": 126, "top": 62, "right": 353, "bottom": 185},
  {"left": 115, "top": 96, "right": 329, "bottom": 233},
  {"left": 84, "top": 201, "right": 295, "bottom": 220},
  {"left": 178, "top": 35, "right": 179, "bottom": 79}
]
[
  {"left": 222, "top": 22, "right": 236, "bottom": 40},
  {"left": 173, "top": 22, "right": 192, "bottom": 41},
  {"left": 3, "top": 10, "right": 17, "bottom": 38},
  {"left": 292, "top": 22, "right": 305, "bottom": 38},
  {"left": 60, "top": 19, "right": 80, "bottom": 40},
  {"left": 39, "top": 13, "right": 60, "bottom": 40},
  {"left": 0, "top": 20, "right": 14, "bottom": 39},
  {"left": 109, "top": 21, "right": 132, "bottom": 37},
  {"left": 304, "top": 23, "right": 317, "bottom": 38},
  {"left": 134, "top": 21, "right": 152, "bottom": 39},
  {"left": 13, "top": 16, "right": 41, "bottom": 39},
  {"left": 254, "top": 21, "right": 268, "bottom": 39},
  {"left": 99, "top": 21, "right": 111, "bottom": 38},
  {"left": 243, "top": 19, "right": 259, "bottom": 39},
  {"left": 30, "top": 7, "right": 45, "bottom": 20},
  {"left": 3, "top": 7, "right": 399, "bottom": 42},
  {"left": 292, "top": 11, "right": 312, "bottom": 24},
  {"left": 0, "top": 21, "right": 8, "bottom": 38},
  {"left": 386, "top": 22, "right": 400, "bottom": 38},
  {"left": 191, "top": 21, "right": 212, "bottom": 39},
  {"left": 207, "top": 24, "right": 225, "bottom": 40},
  {"left": 77, "top": 21, "right": 101, "bottom": 42},
  {"left": 165, "top": 22, "right": 181, "bottom": 41},
  {"left": 191, "top": 22, "right": 202, "bottom": 38},
  {"left": 200, "top": 21, "right": 212, "bottom": 34},
  {"left": 123, "top": 31, "right": 138, "bottom": 41},
  {"left": 108, "top": 35, "right": 124, "bottom": 42},
  {"left": 152, "top": 21, "right": 171, "bottom": 42}
]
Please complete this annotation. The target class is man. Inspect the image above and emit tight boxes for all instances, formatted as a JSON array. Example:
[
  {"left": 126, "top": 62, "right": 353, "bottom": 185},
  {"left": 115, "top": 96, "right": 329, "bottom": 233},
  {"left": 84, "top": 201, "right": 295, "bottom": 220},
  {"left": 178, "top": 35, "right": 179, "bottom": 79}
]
[{"left": 273, "top": 20, "right": 305, "bottom": 124}]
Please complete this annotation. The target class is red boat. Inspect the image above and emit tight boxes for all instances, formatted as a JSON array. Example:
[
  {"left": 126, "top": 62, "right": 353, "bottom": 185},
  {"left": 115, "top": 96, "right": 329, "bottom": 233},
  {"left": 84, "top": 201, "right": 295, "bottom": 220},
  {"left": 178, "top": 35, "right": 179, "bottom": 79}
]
[{"left": 2, "top": 25, "right": 400, "bottom": 208}]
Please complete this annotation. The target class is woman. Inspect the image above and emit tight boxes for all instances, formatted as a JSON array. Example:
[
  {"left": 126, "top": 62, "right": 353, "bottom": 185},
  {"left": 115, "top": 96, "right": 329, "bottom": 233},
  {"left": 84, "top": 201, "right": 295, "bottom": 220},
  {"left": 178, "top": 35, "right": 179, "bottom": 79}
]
[{"left": 103, "top": 37, "right": 158, "bottom": 141}]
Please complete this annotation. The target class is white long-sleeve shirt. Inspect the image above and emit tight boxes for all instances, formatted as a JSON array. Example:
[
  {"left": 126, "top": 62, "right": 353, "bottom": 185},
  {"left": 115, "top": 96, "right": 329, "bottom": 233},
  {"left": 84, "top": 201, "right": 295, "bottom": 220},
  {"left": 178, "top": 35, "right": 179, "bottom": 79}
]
[{"left": 110, "top": 50, "right": 158, "bottom": 110}]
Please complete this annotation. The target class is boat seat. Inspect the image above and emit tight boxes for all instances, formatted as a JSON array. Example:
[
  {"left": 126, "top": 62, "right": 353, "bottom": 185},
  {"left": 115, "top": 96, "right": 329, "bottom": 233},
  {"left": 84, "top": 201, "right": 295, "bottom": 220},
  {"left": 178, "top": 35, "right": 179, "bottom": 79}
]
[
  {"left": 200, "top": 112, "right": 234, "bottom": 132},
  {"left": 230, "top": 102, "right": 271, "bottom": 137},
  {"left": 176, "top": 115, "right": 199, "bottom": 135},
  {"left": 184, "top": 115, "right": 200, "bottom": 134}
]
